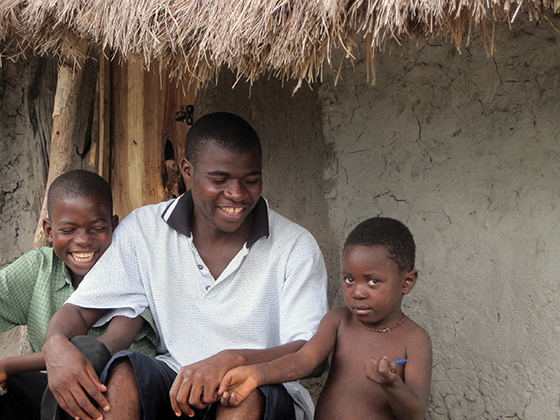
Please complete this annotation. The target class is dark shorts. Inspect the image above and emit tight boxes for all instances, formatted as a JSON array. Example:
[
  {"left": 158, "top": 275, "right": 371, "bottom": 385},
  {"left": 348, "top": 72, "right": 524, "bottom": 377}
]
[{"left": 100, "top": 350, "right": 296, "bottom": 420}]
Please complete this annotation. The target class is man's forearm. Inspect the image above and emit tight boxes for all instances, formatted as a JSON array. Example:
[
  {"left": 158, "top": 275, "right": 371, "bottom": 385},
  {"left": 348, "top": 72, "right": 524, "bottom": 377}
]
[{"left": 44, "top": 304, "right": 105, "bottom": 344}]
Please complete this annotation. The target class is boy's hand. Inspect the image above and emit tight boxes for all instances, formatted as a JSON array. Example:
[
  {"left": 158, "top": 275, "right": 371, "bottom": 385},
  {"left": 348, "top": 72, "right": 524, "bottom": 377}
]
[
  {"left": 218, "top": 366, "right": 259, "bottom": 407},
  {"left": 43, "top": 334, "right": 108, "bottom": 420},
  {"left": 365, "top": 356, "right": 401, "bottom": 385},
  {"left": 0, "top": 361, "right": 9, "bottom": 390},
  {"left": 169, "top": 350, "right": 244, "bottom": 417}
]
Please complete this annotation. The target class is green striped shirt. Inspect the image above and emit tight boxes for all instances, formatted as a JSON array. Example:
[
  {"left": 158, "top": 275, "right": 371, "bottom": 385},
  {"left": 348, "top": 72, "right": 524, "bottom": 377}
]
[{"left": 0, "top": 247, "right": 157, "bottom": 355}]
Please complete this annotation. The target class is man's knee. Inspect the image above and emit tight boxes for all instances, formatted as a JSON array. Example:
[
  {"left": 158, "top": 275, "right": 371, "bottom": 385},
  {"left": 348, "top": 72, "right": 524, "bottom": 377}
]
[{"left": 70, "top": 336, "right": 112, "bottom": 376}]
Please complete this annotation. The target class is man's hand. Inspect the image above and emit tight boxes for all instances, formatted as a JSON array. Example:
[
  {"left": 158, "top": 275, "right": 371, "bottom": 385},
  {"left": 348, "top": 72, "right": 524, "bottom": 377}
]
[
  {"left": 169, "top": 350, "right": 244, "bottom": 417},
  {"left": 43, "top": 334, "right": 108, "bottom": 420},
  {"left": 218, "top": 366, "right": 260, "bottom": 407}
]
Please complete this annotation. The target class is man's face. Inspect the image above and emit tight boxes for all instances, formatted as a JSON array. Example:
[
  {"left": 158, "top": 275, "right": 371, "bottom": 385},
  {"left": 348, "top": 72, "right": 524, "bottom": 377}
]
[
  {"left": 181, "top": 142, "right": 263, "bottom": 234},
  {"left": 44, "top": 196, "right": 118, "bottom": 285}
]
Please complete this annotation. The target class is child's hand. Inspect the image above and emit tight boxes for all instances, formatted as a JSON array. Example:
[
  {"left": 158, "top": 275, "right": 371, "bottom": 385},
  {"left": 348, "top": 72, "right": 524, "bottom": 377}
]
[
  {"left": 218, "top": 366, "right": 259, "bottom": 407},
  {"left": 365, "top": 356, "right": 401, "bottom": 385},
  {"left": 0, "top": 367, "right": 8, "bottom": 391}
]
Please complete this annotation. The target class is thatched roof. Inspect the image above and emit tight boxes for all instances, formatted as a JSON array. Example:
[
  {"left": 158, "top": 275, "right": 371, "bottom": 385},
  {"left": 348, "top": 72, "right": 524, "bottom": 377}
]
[{"left": 0, "top": 0, "right": 557, "bottom": 85}]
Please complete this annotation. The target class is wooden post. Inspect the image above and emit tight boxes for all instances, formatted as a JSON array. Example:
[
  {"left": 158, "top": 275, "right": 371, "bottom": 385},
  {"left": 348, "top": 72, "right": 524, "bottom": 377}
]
[{"left": 32, "top": 37, "right": 89, "bottom": 248}]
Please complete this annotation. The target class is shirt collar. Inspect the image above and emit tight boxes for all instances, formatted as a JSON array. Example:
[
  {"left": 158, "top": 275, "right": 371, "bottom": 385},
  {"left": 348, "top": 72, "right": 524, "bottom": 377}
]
[{"left": 162, "top": 190, "right": 269, "bottom": 248}]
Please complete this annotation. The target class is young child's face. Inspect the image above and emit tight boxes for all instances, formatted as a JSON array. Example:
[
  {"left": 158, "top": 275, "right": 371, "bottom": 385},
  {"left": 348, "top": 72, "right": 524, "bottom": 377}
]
[
  {"left": 44, "top": 195, "right": 118, "bottom": 285},
  {"left": 342, "top": 245, "right": 415, "bottom": 328}
]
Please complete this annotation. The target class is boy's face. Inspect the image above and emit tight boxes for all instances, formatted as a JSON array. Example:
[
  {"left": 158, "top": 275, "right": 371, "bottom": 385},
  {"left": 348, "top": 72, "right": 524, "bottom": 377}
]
[
  {"left": 180, "top": 142, "right": 263, "bottom": 234},
  {"left": 342, "top": 245, "right": 417, "bottom": 329},
  {"left": 43, "top": 196, "right": 118, "bottom": 285}
]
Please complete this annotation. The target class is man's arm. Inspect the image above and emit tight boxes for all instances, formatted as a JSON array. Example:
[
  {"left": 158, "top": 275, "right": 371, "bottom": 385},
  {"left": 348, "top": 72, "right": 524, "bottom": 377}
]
[
  {"left": 43, "top": 304, "right": 108, "bottom": 420},
  {"left": 217, "top": 309, "right": 341, "bottom": 407},
  {"left": 365, "top": 328, "right": 433, "bottom": 420},
  {"left": 169, "top": 339, "right": 306, "bottom": 417}
]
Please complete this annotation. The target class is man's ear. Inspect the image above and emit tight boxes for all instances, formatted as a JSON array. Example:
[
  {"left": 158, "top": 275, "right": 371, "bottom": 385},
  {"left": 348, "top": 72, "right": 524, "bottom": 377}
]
[
  {"left": 180, "top": 157, "right": 193, "bottom": 184},
  {"left": 402, "top": 270, "right": 418, "bottom": 295},
  {"left": 43, "top": 219, "right": 53, "bottom": 244},
  {"left": 111, "top": 215, "right": 119, "bottom": 231}
]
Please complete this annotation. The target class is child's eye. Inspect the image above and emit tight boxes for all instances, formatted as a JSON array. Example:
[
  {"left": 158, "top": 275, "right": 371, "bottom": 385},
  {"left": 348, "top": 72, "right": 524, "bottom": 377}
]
[
  {"left": 367, "top": 278, "right": 380, "bottom": 286},
  {"left": 210, "top": 178, "right": 226, "bottom": 184},
  {"left": 344, "top": 276, "right": 354, "bottom": 285}
]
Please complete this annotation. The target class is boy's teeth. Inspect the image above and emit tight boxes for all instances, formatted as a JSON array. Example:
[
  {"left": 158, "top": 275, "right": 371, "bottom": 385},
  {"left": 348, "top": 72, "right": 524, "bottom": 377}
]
[
  {"left": 222, "top": 207, "right": 242, "bottom": 215},
  {"left": 72, "top": 252, "right": 95, "bottom": 263}
]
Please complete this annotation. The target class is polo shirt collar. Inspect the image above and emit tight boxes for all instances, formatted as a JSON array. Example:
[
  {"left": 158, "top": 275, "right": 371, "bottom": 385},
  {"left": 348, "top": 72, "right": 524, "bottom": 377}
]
[{"left": 163, "top": 190, "right": 269, "bottom": 247}]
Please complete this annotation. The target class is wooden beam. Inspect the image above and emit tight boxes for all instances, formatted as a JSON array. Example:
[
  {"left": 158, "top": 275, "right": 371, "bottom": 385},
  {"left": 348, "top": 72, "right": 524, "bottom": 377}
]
[{"left": 33, "top": 37, "right": 89, "bottom": 248}]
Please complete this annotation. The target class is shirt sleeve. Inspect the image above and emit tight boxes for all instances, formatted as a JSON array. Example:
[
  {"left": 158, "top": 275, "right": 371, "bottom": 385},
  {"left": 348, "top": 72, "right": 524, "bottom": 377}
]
[
  {"left": 0, "top": 249, "right": 42, "bottom": 332},
  {"left": 279, "top": 231, "right": 328, "bottom": 344},
  {"left": 66, "top": 211, "right": 150, "bottom": 325}
]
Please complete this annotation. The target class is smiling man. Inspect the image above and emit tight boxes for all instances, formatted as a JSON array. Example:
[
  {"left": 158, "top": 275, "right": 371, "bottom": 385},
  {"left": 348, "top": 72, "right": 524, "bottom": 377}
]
[{"left": 42, "top": 113, "right": 328, "bottom": 420}]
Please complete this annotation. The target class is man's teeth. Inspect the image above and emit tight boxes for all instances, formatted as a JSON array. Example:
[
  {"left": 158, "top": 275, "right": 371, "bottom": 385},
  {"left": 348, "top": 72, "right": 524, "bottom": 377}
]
[
  {"left": 72, "top": 252, "right": 95, "bottom": 263},
  {"left": 221, "top": 207, "right": 242, "bottom": 215}
]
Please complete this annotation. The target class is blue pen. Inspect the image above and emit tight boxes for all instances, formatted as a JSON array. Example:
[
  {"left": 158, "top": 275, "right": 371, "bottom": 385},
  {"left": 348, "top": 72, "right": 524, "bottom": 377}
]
[{"left": 395, "top": 359, "right": 407, "bottom": 365}]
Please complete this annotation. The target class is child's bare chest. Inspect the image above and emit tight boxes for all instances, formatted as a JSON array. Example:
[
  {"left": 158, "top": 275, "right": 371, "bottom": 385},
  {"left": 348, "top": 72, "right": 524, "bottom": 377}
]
[{"left": 314, "top": 318, "right": 408, "bottom": 419}]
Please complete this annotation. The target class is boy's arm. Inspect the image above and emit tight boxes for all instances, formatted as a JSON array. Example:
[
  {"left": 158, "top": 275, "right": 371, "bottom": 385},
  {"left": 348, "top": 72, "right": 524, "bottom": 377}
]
[
  {"left": 96, "top": 315, "right": 145, "bottom": 355},
  {"left": 215, "top": 309, "right": 342, "bottom": 409},
  {"left": 365, "top": 329, "right": 433, "bottom": 420},
  {"left": 43, "top": 303, "right": 109, "bottom": 420},
  {"left": 0, "top": 352, "right": 46, "bottom": 389}
]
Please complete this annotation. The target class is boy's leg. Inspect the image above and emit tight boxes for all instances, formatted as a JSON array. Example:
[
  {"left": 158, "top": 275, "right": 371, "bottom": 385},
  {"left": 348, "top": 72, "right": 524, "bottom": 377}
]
[
  {"left": 41, "top": 336, "right": 112, "bottom": 420},
  {"left": 0, "top": 371, "right": 48, "bottom": 420}
]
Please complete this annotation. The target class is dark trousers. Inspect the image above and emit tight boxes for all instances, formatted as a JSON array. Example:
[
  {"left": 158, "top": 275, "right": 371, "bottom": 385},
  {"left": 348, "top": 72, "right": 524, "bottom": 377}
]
[{"left": 0, "top": 371, "right": 48, "bottom": 420}]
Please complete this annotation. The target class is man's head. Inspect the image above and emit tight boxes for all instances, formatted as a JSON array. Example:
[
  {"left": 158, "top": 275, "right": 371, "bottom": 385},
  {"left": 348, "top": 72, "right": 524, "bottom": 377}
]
[
  {"left": 185, "top": 112, "right": 262, "bottom": 164},
  {"left": 181, "top": 113, "right": 263, "bottom": 236},
  {"left": 44, "top": 170, "right": 119, "bottom": 286}
]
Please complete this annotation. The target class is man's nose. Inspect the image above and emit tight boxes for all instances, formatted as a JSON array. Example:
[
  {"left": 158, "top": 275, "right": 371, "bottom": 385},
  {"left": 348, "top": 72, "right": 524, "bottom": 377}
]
[{"left": 224, "top": 181, "right": 247, "bottom": 201}]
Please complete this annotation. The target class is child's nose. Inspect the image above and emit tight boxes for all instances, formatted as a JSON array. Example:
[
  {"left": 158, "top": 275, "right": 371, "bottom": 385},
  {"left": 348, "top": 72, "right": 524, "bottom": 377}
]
[
  {"left": 352, "top": 285, "right": 368, "bottom": 299},
  {"left": 74, "top": 230, "right": 93, "bottom": 245}
]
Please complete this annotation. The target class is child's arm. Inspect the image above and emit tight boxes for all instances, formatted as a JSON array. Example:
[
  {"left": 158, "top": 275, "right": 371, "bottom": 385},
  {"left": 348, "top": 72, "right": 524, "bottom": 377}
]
[
  {"left": 0, "top": 315, "right": 144, "bottom": 392},
  {"left": 218, "top": 308, "right": 343, "bottom": 407},
  {"left": 365, "top": 329, "right": 432, "bottom": 420},
  {"left": 95, "top": 314, "right": 145, "bottom": 355},
  {"left": 0, "top": 352, "right": 46, "bottom": 390}
]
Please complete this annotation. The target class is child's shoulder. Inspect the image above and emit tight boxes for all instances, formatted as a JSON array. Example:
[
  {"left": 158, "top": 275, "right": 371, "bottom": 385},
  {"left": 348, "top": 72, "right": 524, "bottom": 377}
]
[{"left": 403, "top": 317, "right": 432, "bottom": 346}]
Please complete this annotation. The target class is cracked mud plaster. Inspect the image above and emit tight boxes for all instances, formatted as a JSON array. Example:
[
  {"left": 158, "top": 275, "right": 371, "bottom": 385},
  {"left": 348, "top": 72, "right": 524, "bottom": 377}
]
[
  {"left": 0, "top": 57, "right": 56, "bottom": 268},
  {"left": 319, "top": 12, "right": 560, "bottom": 419}
]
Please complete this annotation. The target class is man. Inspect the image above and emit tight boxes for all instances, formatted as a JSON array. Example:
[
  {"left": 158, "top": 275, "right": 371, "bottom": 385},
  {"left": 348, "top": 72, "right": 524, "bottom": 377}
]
[{"left": 42, "top": 112, "right": 328, "bottom": 420}]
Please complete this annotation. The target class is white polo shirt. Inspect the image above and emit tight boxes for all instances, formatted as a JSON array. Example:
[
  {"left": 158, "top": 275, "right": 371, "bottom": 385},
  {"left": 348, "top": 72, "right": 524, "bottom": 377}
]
[{"left": 68, "top": 192, "right": 328, "bottom": 419}]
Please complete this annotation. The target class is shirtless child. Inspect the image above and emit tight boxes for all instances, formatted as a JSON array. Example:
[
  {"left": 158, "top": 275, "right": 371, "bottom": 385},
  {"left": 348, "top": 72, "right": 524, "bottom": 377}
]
[{"left": 218, "top": 217, "right": 432, "bottom": 420}]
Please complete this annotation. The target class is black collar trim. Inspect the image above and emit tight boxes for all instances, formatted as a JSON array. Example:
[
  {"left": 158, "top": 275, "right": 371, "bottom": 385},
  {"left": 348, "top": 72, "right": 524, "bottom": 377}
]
[{"left": 162, "top": 191, "right": 269, "bottom": 247}]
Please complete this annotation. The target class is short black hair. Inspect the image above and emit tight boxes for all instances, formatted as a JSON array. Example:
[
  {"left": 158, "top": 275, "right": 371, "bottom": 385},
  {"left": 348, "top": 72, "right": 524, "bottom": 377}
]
[
  {"left": 185, "top": 112, "right": 262, "bottom": 163},
  {"left": 344, "top": 217, "right": 415, "bottom": 272},
  {"left": 47, "top": 170, "right": 113, "bottom": 215}
]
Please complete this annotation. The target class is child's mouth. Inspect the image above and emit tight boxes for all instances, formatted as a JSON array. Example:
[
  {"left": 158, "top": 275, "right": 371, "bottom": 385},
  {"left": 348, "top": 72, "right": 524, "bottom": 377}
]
[{"left": 71, "top": 252, "right": 96, "bottom": 263}]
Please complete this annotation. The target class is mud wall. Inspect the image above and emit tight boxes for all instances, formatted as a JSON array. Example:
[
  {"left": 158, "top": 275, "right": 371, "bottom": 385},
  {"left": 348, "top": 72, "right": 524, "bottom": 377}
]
[
  {"left": 0, "top": 56, "right": 56, "bottom": 268},
  {"left": 318, "top": 14, "right": 560, "bottom": 419}
]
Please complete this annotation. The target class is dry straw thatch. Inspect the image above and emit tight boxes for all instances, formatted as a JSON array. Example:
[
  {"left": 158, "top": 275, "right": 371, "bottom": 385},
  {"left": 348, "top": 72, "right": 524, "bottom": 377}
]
[{"left": 0, "top": 0, "right": 558, "bottom": 85}]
